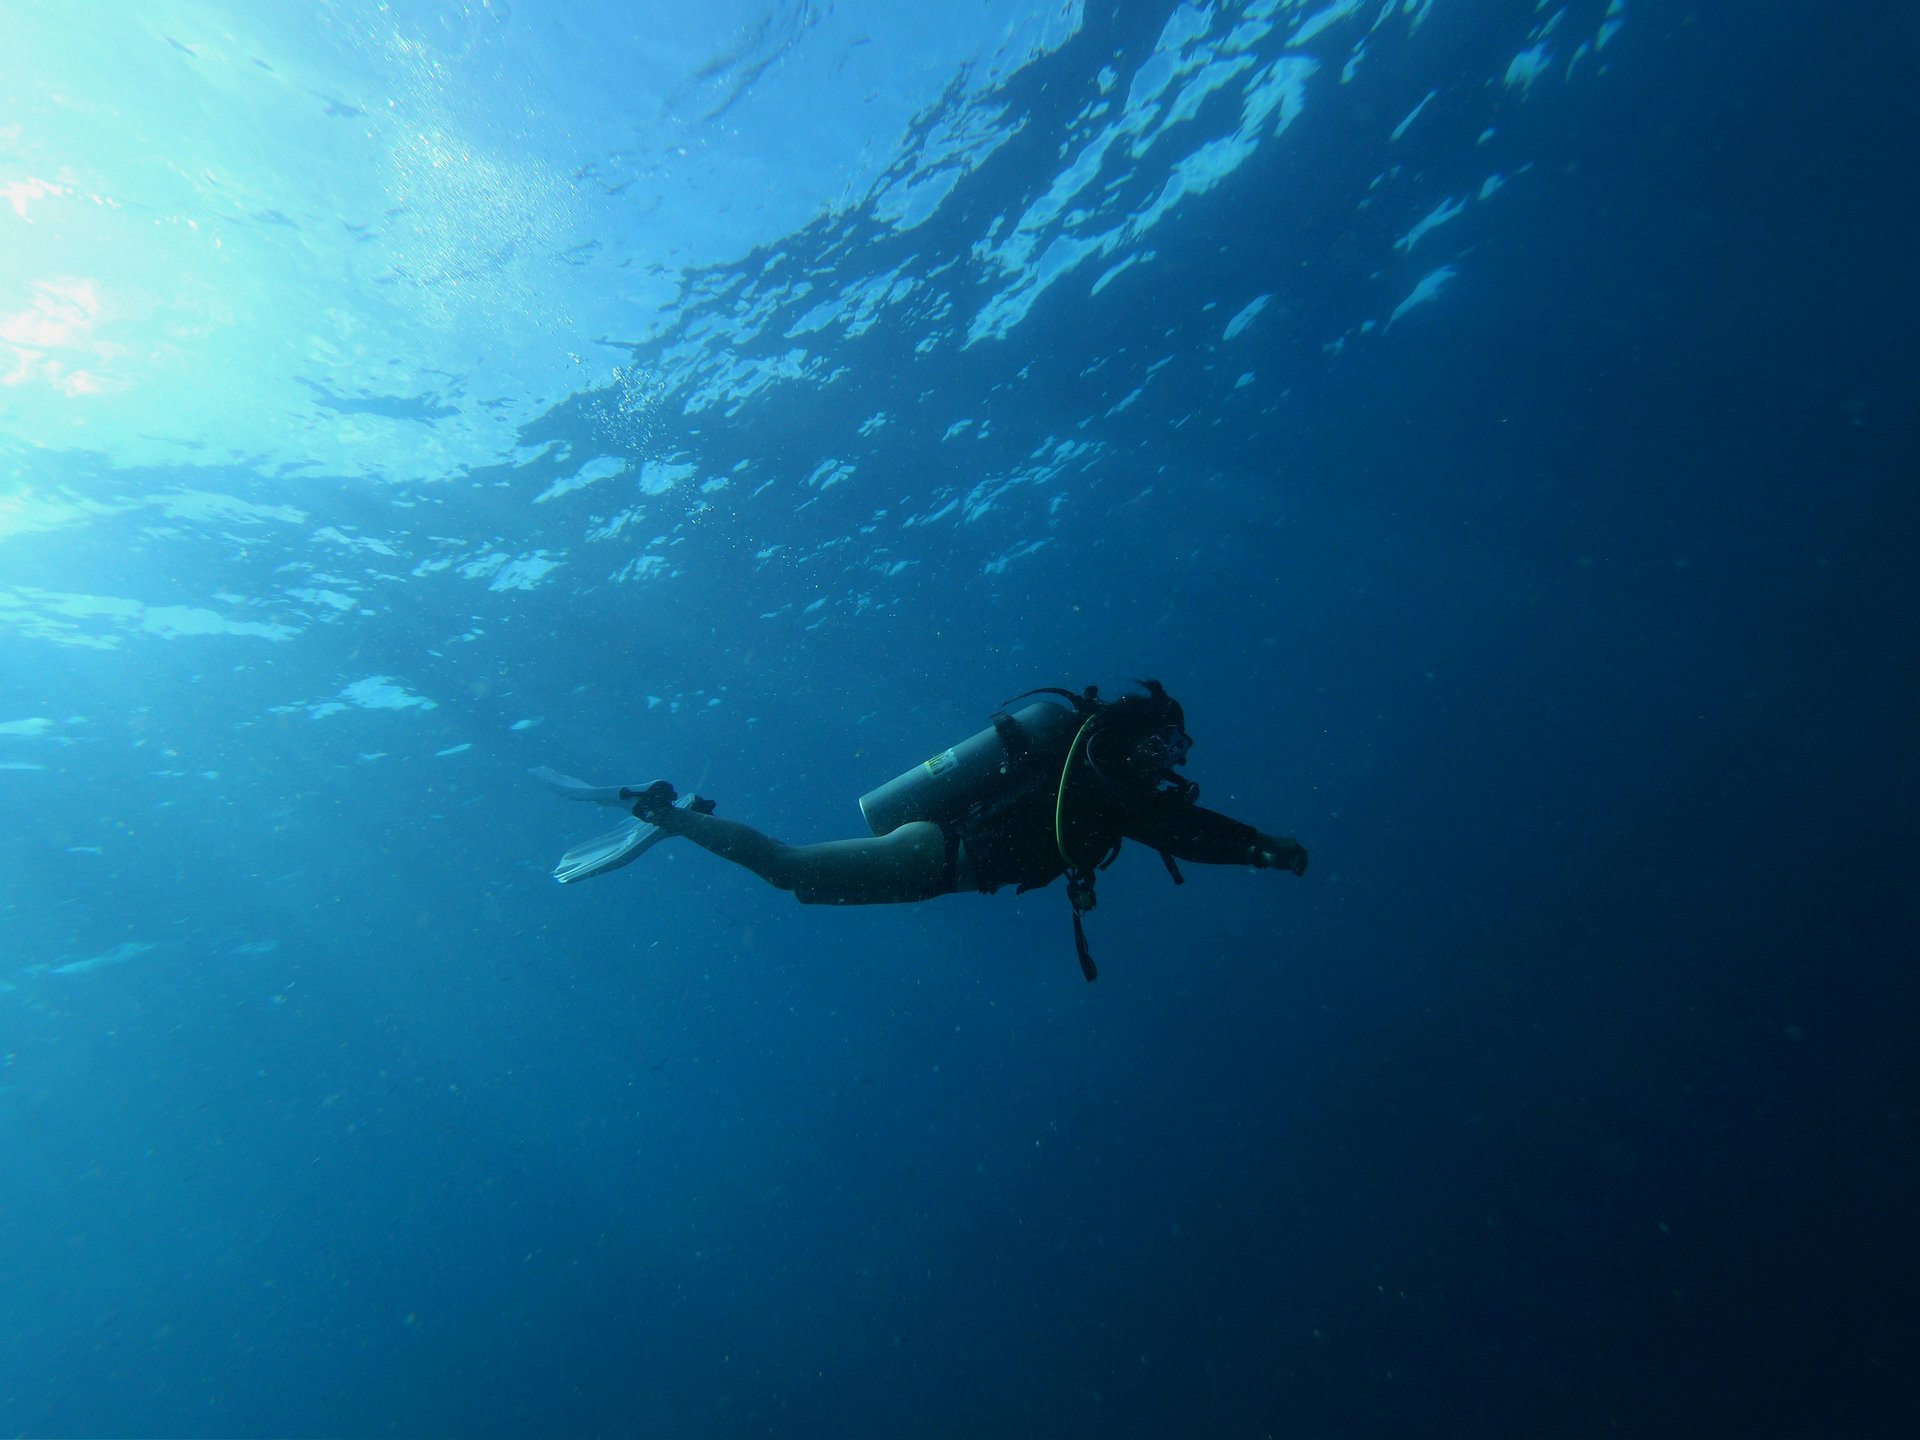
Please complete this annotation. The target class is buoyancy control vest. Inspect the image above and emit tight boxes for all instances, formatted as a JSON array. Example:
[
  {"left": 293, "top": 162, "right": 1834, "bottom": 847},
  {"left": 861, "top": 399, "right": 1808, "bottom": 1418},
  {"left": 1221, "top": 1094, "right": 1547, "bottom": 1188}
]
[{"left": 859, "top": 683, "right": 1197, "bottom": 982}]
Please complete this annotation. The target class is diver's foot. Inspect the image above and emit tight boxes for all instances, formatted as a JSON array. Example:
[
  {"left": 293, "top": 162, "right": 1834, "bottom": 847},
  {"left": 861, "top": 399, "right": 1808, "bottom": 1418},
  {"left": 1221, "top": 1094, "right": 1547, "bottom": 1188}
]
[
  {"left": 687, "top": 795, "right": 717, "bottom": 816},
  {"left": 622, "top": 780, "right": 678, "bottom": 822}
]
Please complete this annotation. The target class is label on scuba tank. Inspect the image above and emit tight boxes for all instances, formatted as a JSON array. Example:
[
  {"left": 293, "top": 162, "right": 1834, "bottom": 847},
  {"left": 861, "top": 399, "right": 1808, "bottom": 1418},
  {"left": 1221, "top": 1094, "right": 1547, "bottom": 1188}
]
[{"left": 922, "top": 747, "right": 959, "bottom": 776}]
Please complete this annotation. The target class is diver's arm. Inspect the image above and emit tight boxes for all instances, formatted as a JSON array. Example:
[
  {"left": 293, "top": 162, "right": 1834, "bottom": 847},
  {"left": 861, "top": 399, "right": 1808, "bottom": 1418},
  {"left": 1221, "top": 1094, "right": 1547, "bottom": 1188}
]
[{"left": 1124, "top": 792, "right": 1308, "bottom": 875}]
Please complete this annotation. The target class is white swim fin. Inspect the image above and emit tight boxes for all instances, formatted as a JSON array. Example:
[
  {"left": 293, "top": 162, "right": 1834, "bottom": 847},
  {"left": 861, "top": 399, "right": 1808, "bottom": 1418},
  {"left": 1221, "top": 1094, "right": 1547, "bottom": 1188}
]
[
  {"left": 533, "top": 767, "right": 709, "bottom": 883},
  {"left": 551, "top": 815, "right": 670, "bottom": 883},
  {"left": 530, "top": 766, "right": 640, "bottom": 805}
]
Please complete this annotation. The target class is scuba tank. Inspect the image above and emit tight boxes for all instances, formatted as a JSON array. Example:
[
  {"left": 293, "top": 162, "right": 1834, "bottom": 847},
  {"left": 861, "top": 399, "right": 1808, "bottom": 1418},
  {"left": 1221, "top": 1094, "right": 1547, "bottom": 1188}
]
[{"left": 859, "top": 700, "right": 1079, "bottom": 836}]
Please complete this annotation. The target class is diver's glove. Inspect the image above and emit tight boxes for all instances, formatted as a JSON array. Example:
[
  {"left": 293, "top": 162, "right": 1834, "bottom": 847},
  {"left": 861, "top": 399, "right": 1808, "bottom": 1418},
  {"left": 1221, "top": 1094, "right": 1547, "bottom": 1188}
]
[{"left": 1251, "top": 836, "right": 1308, "bottom": 876}]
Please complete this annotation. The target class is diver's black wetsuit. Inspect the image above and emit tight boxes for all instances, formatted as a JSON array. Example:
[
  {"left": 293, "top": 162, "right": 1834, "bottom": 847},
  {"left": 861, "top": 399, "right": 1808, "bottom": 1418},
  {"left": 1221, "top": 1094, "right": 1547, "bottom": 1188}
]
[
  {"left": 648, "top": 725, "right": 1296, "bottom": 907},
  {"left": 635, "top": 680, "right": 1306, "bottom": 970},
  {"left": 952, "top": 765, "right": 1266, "bottom": 894},
  {"left": 611, "top": 682, "right": 1305, "bottom": 977}
]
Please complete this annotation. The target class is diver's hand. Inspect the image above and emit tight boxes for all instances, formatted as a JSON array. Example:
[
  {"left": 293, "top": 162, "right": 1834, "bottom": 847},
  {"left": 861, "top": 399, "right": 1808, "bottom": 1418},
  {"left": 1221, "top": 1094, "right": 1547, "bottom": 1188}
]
[{"left": 1252, "top": 836, "right": 1308, "bottom": 876}]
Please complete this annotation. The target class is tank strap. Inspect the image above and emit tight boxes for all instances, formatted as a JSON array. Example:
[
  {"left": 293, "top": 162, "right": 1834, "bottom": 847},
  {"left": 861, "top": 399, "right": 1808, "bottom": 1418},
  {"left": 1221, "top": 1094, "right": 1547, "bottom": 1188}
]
[{"left": 989, "top": 708, "right": 1032, "bottom": 770}]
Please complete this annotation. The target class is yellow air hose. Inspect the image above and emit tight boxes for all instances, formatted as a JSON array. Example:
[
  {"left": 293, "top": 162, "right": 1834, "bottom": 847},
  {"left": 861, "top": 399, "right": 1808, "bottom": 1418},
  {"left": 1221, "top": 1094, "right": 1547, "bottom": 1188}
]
[{"left": 1054, "top": 713, "right": 1098, "bottom": 871}]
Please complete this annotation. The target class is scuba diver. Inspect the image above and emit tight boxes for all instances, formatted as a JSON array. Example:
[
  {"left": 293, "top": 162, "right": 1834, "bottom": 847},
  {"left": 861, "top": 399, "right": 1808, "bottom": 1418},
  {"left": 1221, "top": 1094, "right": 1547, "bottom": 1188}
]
[{"left": 534, "top": 681, "right": 1307, "bottom": 980}]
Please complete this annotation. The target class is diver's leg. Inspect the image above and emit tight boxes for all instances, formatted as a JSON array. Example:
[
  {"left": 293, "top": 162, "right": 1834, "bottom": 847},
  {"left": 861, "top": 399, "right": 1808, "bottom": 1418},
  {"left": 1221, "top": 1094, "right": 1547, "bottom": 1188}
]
[
  {"left": 646, "top": 807, "right": 795, "bottom": 884},
  {"left": 782, "top": 824, "right": 955, "bottom": 905},
  {"left": 650, "top": 808, "right": 953, "bottom": 905}
]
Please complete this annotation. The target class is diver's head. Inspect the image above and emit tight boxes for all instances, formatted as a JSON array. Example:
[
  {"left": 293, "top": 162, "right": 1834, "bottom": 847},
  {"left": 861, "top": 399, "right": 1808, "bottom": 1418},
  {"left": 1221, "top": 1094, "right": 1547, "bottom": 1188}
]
[
  {"left": 1127, "top": 719, "right": 1192, "bottom": 777},
  {"left": 1088, "top": 679, "right": 1193, "bottom": 790}
]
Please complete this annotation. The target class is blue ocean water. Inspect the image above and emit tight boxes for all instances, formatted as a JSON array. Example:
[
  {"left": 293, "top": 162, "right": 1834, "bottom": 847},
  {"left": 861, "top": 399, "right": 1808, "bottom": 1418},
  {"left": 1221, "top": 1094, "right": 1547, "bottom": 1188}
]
[{"left": 3, "top": 1, "right": 1915, "bottom": 1435}]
